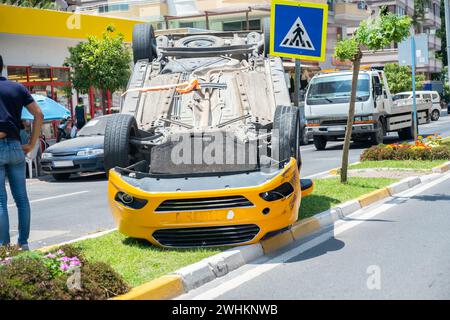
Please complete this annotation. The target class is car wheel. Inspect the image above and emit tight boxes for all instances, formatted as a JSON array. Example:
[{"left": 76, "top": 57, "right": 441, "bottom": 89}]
[
  {"left": 313, "top": 136, "right": 327, "bottom": 151},
  {"left": 132, "top": 24, "right": 156, "bottom": 64},
  {"left": 104, "top": 114, "right": 140, "bottom": 176},
  {"left": 52, "top": 173, "right": 71, "bottom": 181},
  {"left": 431, "top": 109, "right": 440, "bottom": 121},
  {"left": 272, "top": 105, "right": 301, "bottom": 168}
]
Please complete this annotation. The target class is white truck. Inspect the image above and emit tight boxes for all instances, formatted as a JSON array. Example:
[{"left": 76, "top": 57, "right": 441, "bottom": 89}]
[{"left": 304, "top": 69, "right": 432, "bottom": 150}]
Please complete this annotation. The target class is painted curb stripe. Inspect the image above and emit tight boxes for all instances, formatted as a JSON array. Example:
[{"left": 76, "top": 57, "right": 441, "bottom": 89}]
[
  {"left": 357, "top": 188, "right": 390, "bottom": 207},
  {"left": 112, "top": 275, "right": 184, "bottom": 300},
  {"left": 261, "top": 230, "right": 294, "bottom": 254}
]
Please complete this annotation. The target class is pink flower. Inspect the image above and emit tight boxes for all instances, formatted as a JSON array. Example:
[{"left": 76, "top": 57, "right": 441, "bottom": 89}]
[
  {"left": 46, "top": 253, "right": 56, "bottom": 259},
  {"left": 57, "top": 249, "right": 65, "bottom": 255},
  {"left": 60, "top": 263, "right": 69, "bottom": 271}
]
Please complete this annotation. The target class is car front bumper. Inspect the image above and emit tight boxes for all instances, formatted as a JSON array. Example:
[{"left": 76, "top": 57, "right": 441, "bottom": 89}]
[
  {"left": 41, "top": 156, "right": 105, "bottom": 174},
  {"left": 107, "top": 158, "right": 305, "bottom": 248}
]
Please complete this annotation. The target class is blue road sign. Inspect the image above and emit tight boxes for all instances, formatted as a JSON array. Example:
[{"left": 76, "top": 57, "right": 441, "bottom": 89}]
[{"left": 270, "top": 0, "right": 328, "bottom": 61}]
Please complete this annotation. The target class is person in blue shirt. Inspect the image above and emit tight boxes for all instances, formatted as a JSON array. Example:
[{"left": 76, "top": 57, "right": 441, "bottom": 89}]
[{"left": 0, "top": 54, "right": 44, "bottom": 250}]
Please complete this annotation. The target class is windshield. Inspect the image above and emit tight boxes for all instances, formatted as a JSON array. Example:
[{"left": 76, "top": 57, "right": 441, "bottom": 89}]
[
  {"left": 77, "top": 117, "right": 109, "bottom": 137},
  {"left": 306, "top": 74, "right": 370, "bottom": 105},
  {"left": 393, "top": 94, "right": 411, "bottom": 101}
]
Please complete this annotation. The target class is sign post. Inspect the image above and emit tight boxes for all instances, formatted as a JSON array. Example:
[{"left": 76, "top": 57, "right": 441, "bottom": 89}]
[{"left": 411, "top": 33, "right": 418, "bottom": 141}]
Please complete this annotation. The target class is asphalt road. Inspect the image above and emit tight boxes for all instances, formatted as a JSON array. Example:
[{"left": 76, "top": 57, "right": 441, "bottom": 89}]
[
  {"left": 180, "top": 172, "right": 450, "bottom": 299},
  {"left": 4, "top": 113, "right": 450, "bottom": 249}
]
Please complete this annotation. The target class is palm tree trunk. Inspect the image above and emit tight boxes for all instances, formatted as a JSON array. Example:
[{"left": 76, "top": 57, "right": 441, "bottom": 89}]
[{"left": 340, "top": 49, "right": 362, "bottom": 184}]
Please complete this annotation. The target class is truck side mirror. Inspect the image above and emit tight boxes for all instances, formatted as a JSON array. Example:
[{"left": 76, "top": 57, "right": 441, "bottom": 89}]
[{"left": 374, "top": 83, "right": 383, "bottom": 96}]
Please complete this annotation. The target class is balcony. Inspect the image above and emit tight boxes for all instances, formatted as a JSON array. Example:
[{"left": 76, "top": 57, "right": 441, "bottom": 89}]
[
  {"left": 423, "top": 8, "right": 441, "bottom": 28},
  {"left": 334, "top": 2, "right": 370, "bottom": 26},
  {"left": 360, "top": 48, "right": 399, "bottom": 66},
  {"left": 417, "top": 57, "right": 443, "bottom": 74},
  {"left": 428, "top": 34, "right": 442, "bottom": 51}
]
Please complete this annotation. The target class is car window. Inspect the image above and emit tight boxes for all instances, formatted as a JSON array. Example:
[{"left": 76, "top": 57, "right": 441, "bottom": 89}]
[
  {"left": 77, "top": 117, "right": 110, "bottom": 137},
  {"left": 432, "top": 93, "right": 439, "bottom": 100},
  {"left": 423, "top": 94, "right": 432, "bottom": 100}
]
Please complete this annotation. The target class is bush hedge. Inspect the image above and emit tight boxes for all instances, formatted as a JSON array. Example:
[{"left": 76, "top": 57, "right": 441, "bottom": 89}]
[
  {"left": 0, "top": 245, "right": 130, "bottom": 300},
  {"left": 361, "top": 144, "right": 450, "bottom": 161}
]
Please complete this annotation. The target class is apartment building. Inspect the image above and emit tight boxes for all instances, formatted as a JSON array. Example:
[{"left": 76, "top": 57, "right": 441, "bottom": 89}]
[{"left": 361, "top": 0, "right": 442, "bottom": 78}]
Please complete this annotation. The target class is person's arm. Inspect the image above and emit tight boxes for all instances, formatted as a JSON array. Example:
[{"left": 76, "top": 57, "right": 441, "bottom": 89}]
[{"left": 22, "top": 101, "right": 44, "bottom": 154}]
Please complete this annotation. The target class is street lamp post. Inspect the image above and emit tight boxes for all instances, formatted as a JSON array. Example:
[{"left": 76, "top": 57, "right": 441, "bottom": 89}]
[{"left": 445, "top": 0, "right": 450, "bottom": 87}]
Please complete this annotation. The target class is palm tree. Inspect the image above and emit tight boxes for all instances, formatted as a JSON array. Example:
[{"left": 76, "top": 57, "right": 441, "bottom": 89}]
[{"left": 0, "top": 0, "right": 56, "bottom": 9}]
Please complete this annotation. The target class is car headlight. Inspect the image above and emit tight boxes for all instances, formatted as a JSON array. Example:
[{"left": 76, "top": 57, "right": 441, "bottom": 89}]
[
  {"left": 76, "top": 149, "right": 104, "bottom": 156},
  {"left": 42, "top": 152, "right": 52, "bottom": 159},
  {"left": 259, "top": 182, "right": 295, "bottom": 202}
]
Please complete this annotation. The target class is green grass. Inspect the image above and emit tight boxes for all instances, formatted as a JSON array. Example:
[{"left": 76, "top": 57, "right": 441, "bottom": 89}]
[
  {"left": 349, "top": 160, "right": 446, "bottom": 170},
  {"left": 299, "top": 177, "right": 398, "bottom": 220},
  {"left": 72, "top": 232, "right": 223, "bottom": 287}
]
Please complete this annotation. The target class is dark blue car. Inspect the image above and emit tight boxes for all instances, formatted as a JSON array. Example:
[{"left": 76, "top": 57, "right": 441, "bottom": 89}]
[{"left": 41, "top": 115, "right": 111, "bottom": 180}]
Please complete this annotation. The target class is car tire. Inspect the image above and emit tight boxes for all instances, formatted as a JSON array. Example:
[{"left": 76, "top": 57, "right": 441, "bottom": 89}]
[
  {"left": 300, "top": 127, "right": 309, "bottom": 146},
  {"left": 431, "top": 109, "right": 440, "bottom": 121},
  {"left": 52, "top": 173, "right": 71, "bottom": 181},
  {"left": 273, "top": 105, "right": 301, "bottom": 168},
  {"left": 398, "top": 117, "right": 418, "bottom": 141},
  {"left": 174, "top": 35, "right": 225, "bottom": 48},
  {"left": 132, "top": 24, "right": 156, "bottom": 64},
  {"left": 104, "top": 114, "right": 140, "bottom": 176},
  {"left": 313, "top": 136, "right": 327, "bottom": 151}
]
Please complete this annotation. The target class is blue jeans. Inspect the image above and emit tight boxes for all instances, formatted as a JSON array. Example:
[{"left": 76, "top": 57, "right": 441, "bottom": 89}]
[{"left": 0, "top": 138, "right": 30, "bottom": 246}]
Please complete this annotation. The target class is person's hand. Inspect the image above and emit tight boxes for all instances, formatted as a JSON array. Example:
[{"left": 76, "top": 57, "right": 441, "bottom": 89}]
[{"left": 22, "top": 144, "right": 33, "bottom": 155}]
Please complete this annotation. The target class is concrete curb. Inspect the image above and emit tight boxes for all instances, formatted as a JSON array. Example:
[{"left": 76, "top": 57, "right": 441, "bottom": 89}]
[
  {"left": 112, "top": 275, "right": 184, "bottom": 300},
  {"left": 432, "top": 161, "right": 450, "bottom": 173}
]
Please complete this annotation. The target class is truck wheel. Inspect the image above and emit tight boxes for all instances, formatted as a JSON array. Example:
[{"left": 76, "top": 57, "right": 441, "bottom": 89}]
[
  {"left": 273, "top": 105, "right": 301, "bottom": 168},
  {"left": 104, "top": 114, "right": 140, "bottom": 175},
  {"left": 431, "top": 109, "right": 440, "bottom": 121},
  {"left": 262, "top": 18, "right": 270, "bottom": 57},
  {"left": 313, "top": 136, "right": 327, "bottom": 150},
  {"left": 370, "top": 120, "right": 385, "bottom": 145},
  {"left": 132, "top": 24, "right": 156, "bottom": 64},
  {"left": 300, "top": 127, "right": 309, "bottom": 145}
]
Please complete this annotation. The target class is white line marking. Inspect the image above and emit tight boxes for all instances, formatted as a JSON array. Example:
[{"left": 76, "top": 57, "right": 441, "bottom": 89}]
[
  {"left": 188, "top": 172, "right": 450, "bottom": 300},
  {"left": 7, "top": 191, "right": 89, "bottom": 207}
]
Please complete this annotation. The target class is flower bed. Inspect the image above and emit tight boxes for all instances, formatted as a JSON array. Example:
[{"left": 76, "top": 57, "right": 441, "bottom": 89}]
[
  {"left": 360, "top": 135, "right": 450, "bottom": 161},
  {"left": 0, "top": 244, "right": 129, "bottom": 300}
]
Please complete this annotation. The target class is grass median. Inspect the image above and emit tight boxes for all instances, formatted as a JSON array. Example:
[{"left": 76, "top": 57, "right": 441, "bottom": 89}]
[{"left": 299, "top": 177, "right": 398, "bottom": 220}]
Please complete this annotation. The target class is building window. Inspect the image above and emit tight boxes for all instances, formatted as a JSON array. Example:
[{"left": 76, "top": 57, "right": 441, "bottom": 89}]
[
  {"left": 395, "top": 6, "right": 405, "bottom": 16},
  {"left": 222, "top": 19, "right": 261, "bottom": 31},
  {"left": 179, "top": 21, "right": 194, "bottom": 28}
]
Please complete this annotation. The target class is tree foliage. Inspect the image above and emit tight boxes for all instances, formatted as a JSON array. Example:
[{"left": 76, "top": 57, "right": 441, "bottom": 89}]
[
  {"left": 64, "top": 25, "right": 131, "bottom": 94},
  {"left": 0, "top": 0, "right": 55, "bottom": 9},
  {"left": 384, "top": 63, "right": 425, "bottom": 94}
]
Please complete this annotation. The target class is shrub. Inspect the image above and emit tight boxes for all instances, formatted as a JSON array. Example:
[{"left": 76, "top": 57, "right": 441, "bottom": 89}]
[
  {"left": 0, "top": 256, "right": 70, "bottom": 300},
  {"left": 0, "top": 245, "right": 130, "bottom": 300},
  {"left": 69, "top": 261, "right": 130, "bottom": 300},
  {"left": 361, "top": 144, "right": 450, "bottom": 161}
]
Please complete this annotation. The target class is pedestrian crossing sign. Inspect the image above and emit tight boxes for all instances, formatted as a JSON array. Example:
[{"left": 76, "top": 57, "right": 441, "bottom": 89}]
[{"left": 270, "top": 0, "right": 328, "bottom": 61}]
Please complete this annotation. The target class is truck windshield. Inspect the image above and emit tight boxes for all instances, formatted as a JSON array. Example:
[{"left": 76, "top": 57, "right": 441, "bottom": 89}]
[{"left": 306, "top": 74, "right": 370, "bottom": 105}]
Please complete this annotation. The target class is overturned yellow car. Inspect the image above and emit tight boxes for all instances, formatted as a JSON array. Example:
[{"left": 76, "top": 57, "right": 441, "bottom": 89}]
[{"left": 104, "top": 23, "right": 313, "bottom": 247}]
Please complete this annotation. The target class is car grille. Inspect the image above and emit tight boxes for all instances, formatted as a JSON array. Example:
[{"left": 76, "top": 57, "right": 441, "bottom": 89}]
[
  {"left": 152, "top": 224, "right": 260, "bottom": 247},
  {"left": 155, "top": 195, "right": 253, "bottom": 212},
  {"left": 51, "top": 152, "right": 77, "bottom": 157},
  {"left": 321, "top": 119, "right": 347, "bottom": 126}
]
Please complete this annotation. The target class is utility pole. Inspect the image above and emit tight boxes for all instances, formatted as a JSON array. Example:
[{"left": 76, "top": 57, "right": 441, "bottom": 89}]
[
  {"left": 445, "top": 0, "right": 450, "bottom": 86},
  {"left": 411, "top": 33, "right": 418, "bottom": 141}
]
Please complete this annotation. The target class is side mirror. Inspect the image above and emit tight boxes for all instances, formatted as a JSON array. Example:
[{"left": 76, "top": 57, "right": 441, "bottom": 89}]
[{"left": 374, "top": 83, "right": 383, "bottom": 96}]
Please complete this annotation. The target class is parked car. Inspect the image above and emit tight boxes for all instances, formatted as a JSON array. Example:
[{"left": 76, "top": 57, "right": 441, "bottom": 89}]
[
  {"left": 40, "top": 115, "right": 111, "bottom": 180},
  {"left": 393, "top": 91, "right": 442, "bottom": 121}
]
